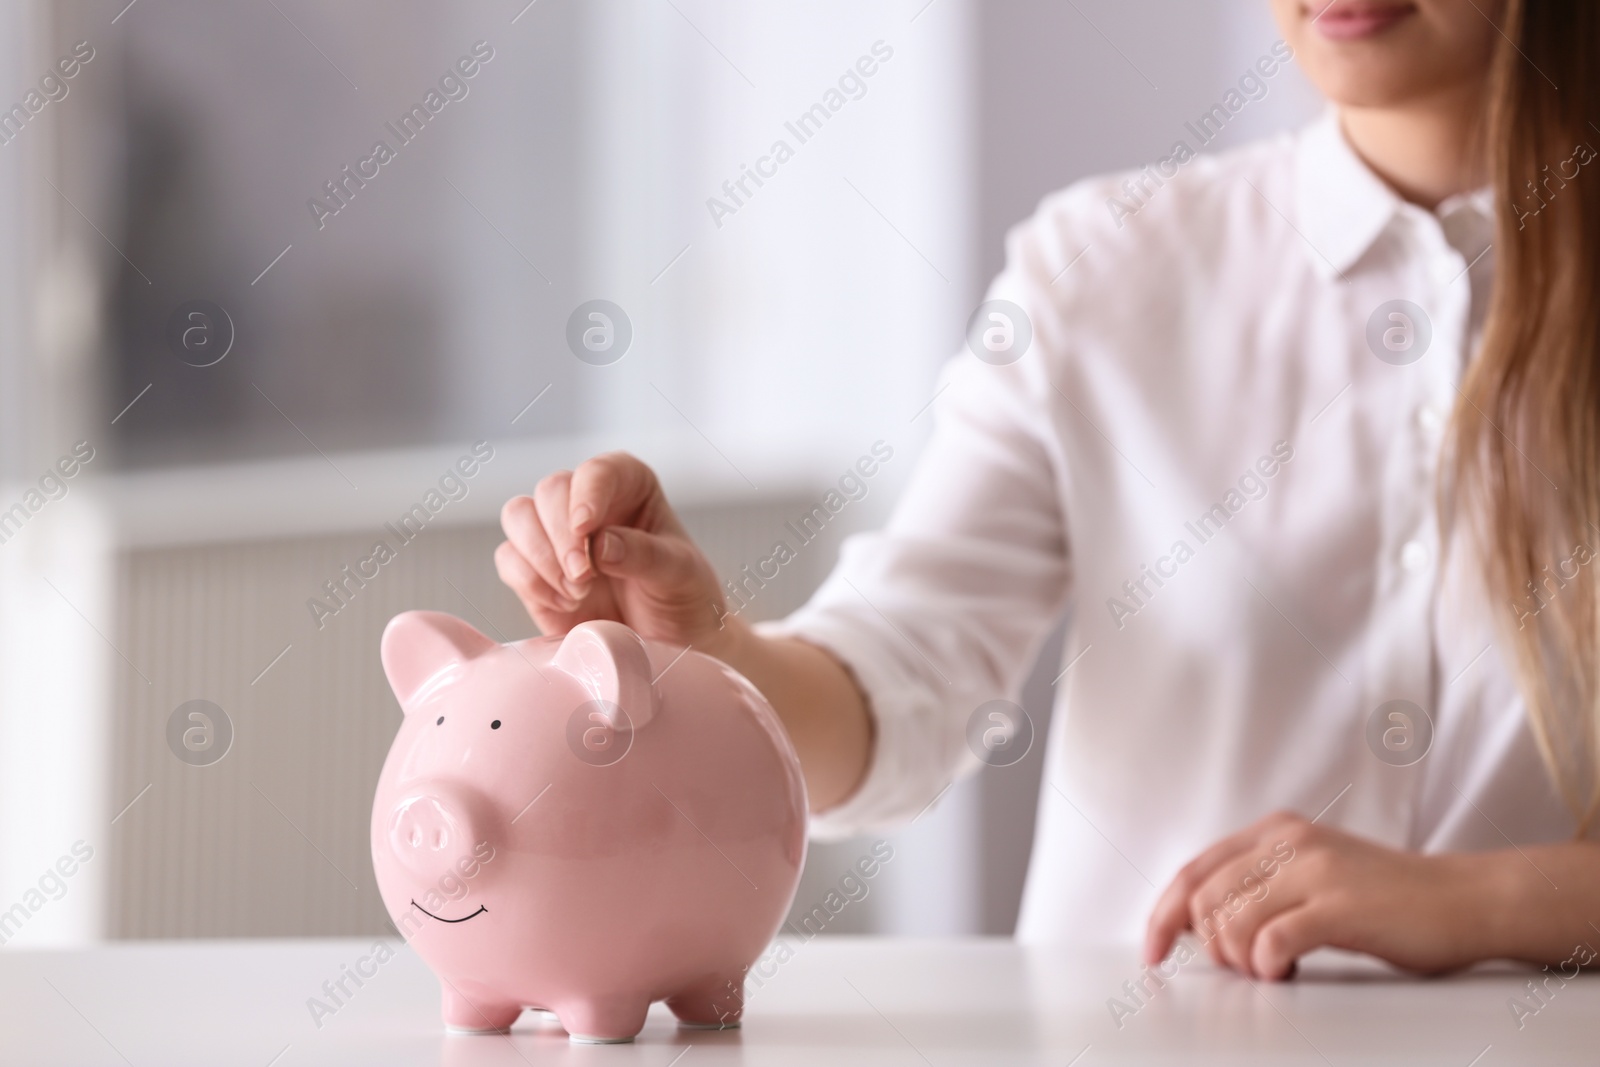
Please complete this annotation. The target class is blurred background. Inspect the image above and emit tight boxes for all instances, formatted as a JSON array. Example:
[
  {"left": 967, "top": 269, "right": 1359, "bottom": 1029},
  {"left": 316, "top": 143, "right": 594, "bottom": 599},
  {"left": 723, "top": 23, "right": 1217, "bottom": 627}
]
[{"left": 0, "top": 0, "right": 1318, "bottom": 947}]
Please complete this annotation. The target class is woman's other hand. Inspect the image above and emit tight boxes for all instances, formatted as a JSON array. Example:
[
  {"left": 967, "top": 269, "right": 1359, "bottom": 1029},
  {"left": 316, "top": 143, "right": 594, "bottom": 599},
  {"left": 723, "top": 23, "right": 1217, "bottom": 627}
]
[{"left": 1143, "top": 812, "right": 1488, "bottom": 980}]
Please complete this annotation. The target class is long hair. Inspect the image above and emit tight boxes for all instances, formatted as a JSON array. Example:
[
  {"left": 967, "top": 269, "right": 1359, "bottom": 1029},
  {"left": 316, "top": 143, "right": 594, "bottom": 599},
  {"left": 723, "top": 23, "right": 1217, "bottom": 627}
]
[{"left": 1450, "top": 0, "right": 1600, "bottom": 831}]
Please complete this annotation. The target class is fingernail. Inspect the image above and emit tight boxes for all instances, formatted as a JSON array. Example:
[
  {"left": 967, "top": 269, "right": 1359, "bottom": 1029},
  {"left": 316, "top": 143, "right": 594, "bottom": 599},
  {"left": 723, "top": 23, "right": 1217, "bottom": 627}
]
[
  {"left": 598, "top": 530, "right": 624, "bottom": 564},
  {"left": 564, "top": 549, "right": 588, "bottom": 579},
  {"left": 571, "top": 504, "right": 594, "bottom": 530}
]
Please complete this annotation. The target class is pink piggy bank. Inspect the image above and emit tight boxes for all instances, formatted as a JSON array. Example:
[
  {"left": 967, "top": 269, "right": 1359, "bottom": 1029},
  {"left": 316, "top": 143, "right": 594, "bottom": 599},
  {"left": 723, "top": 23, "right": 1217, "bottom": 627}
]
[{"left": 371, "top": 610, "right": 807, "bottom": 1042}]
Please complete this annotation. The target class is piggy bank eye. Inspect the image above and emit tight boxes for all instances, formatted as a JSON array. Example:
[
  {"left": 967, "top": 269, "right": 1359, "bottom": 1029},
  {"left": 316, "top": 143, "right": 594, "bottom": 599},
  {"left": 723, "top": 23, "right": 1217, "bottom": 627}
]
[
  {"left": 491, "top": 720, "right": 502, "bottom": 730},
  {"left": 436, "top": 716, "right": 444, "bottom": 725}
]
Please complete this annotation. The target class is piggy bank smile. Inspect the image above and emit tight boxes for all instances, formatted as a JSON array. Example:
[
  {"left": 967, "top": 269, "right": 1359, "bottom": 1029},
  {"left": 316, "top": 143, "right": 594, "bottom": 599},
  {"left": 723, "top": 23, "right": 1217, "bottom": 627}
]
[
  {"left": 411, "top": 901, "right": 487, "bottom": 924},
  {"left": 370, "top": 612, "right": 807, "bottom": 1043}
]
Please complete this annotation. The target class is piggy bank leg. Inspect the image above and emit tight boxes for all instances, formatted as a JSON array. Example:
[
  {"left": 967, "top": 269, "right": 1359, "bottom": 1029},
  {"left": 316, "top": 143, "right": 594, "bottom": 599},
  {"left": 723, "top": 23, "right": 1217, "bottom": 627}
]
[
  {"left": 667, "top": 973, "right": 744, "bottom": 1030},
  {"left": 556, "top": 995, "right": 651, "bottom": 1044},
  {"left": 441, "top": 987, "right": 522, "bottom": 1034}
]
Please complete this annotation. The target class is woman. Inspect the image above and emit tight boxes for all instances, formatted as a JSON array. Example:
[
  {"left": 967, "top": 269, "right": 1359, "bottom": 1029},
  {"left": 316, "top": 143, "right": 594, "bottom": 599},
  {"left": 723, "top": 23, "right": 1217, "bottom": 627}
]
[{"left": 496, "top": 0, "right": 1600, "bottom": 980}]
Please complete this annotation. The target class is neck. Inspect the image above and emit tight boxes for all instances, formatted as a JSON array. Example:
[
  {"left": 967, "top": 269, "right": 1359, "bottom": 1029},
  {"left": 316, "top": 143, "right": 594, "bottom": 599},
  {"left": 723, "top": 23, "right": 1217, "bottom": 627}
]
[{"left": 1339, "top": 83, "right": 1490, "bottom": 208}]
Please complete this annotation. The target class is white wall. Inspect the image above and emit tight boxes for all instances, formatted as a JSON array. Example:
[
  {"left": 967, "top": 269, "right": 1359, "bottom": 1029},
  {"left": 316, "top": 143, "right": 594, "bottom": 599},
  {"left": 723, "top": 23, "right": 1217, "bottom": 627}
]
[{"left": 0, "top": 0, "right": 113, "bottom": 947}]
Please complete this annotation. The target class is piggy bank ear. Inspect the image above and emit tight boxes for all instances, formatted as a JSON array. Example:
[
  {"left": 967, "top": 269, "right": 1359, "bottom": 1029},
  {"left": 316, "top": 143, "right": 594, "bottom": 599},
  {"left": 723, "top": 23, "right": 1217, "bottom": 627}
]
[
  {"left": 381, "top": 611, "right": 497, "bottom": 710},
  {"left": 551, "top": 620, "right": 658, "bottom": 728}
]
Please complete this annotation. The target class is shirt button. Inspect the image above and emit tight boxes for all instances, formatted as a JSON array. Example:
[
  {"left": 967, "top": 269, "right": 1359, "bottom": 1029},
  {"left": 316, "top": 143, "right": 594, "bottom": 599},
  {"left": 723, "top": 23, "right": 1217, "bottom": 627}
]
[
  {"left": 1400, "top": 540, "right": 1431, "bottom": 572},
  {"left": 1416, "top": 404, "right": 1444, "bottom": 436}
]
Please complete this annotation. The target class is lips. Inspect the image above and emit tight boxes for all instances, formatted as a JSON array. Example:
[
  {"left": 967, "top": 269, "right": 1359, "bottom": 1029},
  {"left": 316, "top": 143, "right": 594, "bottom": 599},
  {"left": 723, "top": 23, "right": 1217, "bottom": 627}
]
[{"left": 1307, "top": 1, "right": 1417, "bottom": 40}]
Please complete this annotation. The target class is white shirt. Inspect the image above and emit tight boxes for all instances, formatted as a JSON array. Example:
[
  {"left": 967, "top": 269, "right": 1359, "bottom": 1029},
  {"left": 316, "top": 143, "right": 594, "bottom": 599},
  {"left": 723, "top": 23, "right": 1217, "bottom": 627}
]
[{"left": 762, "top": 111, "right": 1575, "bottom": 945}]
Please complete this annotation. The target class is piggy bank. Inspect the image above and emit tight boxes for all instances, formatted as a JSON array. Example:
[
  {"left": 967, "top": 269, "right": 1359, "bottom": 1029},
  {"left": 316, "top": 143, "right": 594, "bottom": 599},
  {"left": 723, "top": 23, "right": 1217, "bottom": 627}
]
[{"left": 371, "top": 611, "right": 808, "bottom": 1042}]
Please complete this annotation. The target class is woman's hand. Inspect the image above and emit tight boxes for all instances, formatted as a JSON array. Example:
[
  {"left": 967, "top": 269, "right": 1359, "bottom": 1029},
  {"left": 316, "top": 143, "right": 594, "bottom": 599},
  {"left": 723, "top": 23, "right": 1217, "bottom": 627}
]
[
  {"left": 496, "top": 451, "right": 875, "bottom": 811},
  {"left": 1143, "top": 812, "right": 1489, "bottom": 980},
  {"left": 495, "top": 452, "right": 736, "bottom": 654}
]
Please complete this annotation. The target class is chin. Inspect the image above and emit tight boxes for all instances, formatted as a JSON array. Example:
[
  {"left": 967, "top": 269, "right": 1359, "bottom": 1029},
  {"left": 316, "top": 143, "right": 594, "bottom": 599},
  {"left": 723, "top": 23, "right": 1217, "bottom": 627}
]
[{"left": 1302, "top": 62, "right": 1440, "bottom": 110}]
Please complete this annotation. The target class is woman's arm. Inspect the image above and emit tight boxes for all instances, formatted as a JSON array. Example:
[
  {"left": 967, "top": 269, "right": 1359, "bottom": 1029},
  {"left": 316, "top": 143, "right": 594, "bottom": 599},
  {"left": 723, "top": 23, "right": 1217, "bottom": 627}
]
[
  {"left": 707, "top": 621, "right": 874, "bottom": 813},
  {"left": 1144, "top": 811, "right": 1600, "bottom": 978},
  {"left": 495, "top": 451, "right": 873, "bottom": 812},
  {"left": 1473, "top": 841, "right": 1600, "bottom": 967}
]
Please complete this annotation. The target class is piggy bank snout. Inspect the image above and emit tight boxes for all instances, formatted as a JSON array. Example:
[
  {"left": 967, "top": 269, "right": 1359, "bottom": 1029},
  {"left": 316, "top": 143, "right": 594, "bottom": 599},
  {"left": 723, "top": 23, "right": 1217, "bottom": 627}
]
[{"left": 387, "top": 786, "right": 495, "bottom": 886}]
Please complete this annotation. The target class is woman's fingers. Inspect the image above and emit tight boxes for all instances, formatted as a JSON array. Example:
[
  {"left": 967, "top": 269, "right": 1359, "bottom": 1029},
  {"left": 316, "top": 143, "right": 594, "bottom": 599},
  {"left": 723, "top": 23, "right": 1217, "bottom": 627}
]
[
  {"left": 532, "top": 471, "right": 591, "bottom": 590},
  {"left": 569, "top": 451, "right": 662, "bottom": 534},
  {"left": 494, "top": 540, "right": 578, "bottom": 620},
  {"left": 1145, "top": 822, "right": 1269, "bottom": 964},
  {"left": 593, "top": 525, "right": 703, "bottom": 589},
  {"left": 1145, "top": 811, "right": 1310, "bottom": 966},
  {"left": 498, "top": 453, "right": 723, "bottom": 646},
  {"left": 1191, "top": 852, "right": 1305, "bottom": 976},
  {"left": 1250, "top": 904, "right": 1339, "bottom": 980},
  {"left": 1145, "top": 881, "right": 1205, "bottom": 967},
  {"left": 500, "top": 495, "right": 581, "bottom": 607}
]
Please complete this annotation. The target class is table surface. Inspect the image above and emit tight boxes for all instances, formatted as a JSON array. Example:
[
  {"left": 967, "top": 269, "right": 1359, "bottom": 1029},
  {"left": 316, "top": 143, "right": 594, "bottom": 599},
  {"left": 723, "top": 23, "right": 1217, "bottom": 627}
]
[{"left": 1, "top": 936, "right": 1594, "bottom": 1065}]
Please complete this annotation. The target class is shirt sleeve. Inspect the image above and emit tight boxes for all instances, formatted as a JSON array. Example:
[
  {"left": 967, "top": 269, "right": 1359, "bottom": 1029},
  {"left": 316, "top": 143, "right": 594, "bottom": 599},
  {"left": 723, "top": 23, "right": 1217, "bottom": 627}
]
[{"left": 757, "top": 204, "right": 1077, "bottom": 839}]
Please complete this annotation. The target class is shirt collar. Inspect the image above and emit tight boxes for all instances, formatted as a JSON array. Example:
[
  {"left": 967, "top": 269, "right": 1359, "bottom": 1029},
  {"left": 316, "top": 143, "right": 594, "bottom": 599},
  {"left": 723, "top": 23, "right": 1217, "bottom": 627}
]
[
  {"left": 1293, "top": 108, "right": 1405, "bottom": 281},
  {"left": 1439, "top": 185, "right": 1496, "bottom": 219}
]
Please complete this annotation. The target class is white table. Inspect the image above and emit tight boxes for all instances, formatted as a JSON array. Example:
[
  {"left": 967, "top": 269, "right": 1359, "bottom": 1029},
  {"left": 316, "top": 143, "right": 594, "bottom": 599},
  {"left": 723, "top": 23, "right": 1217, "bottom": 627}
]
[{"left": 1, "top": 936, "right": 1593, "bottom": 1065}]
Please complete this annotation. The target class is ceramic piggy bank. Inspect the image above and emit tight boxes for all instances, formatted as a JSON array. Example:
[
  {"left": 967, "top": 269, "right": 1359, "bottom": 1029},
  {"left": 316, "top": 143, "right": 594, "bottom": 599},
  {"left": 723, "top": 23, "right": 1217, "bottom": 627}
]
[{"left": 371, "top": 611, "right": 807, "bottom": 1042}]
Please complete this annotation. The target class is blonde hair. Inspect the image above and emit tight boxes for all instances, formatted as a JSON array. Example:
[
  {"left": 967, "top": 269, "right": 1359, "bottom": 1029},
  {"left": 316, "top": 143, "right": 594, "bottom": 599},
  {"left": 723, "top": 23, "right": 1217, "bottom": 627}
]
[{"left": 1450, "top": 0, "right": 1600, "bottom": 831}]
